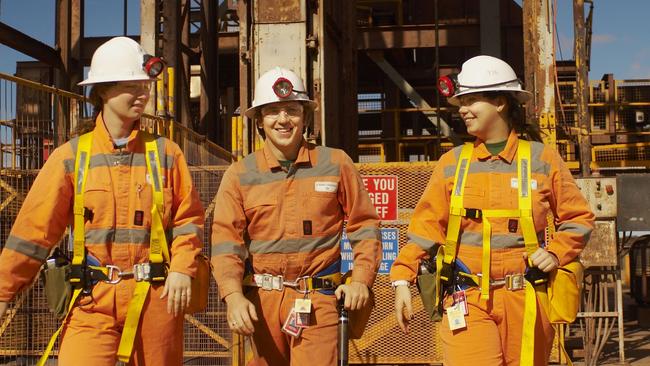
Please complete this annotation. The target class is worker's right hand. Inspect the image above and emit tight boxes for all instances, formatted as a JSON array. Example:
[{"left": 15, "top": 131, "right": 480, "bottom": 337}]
[
  {"left": 0, "top": 301, "right": 8, "bottom": 319},
  {"left": 394, "top": 285, "right": 413, "bottom": 334},
  {"left": 224, "top": 292, "right": 258, "bottom": 336}
]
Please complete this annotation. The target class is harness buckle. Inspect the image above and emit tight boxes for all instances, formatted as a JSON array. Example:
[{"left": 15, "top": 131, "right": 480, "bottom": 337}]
[
  {"left": 464, "top": 208, "right": 482, "bottom": 219},
  {"left": 439, "top": 263, "right": 454, "bottom": 284},
  {"left": 292, "top": 276, "right": 311, "bottom": 294},
  {"left": 505, "top": 274, "right": 525, "bottom": 291},
  {"left": 133, "top": 263, "right": 152, "bottom": 282},
  {"left": 259, "top": 274, "right": 284, "bottom": 291},
  {"left": 105, "top": 265, "right": 123, "bottom": 284}
]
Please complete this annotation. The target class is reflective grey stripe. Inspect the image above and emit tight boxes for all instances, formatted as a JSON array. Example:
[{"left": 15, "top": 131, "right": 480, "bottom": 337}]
[
  {"left": 239, "top": 146, "right": 340, "bottom": 186},
  {"left": 211, "top": 242, "right": 249, "bottom": 260},
  {"left": 4, "top": 236, "right": 50, "bottom": 262},
  {"left": 347, "top": 226, "right": 380, "bottom": 247},
  {"left": 557, "top": 222, "right": 593, "bottom": 241},
  {"left": 85, "top": 228, "right": 151, "bottom": 245},
  {"left": 76, "top": 151, "right": 88, "bottom": 192},
  {"left": 69, "top": 136, "right": 80, "bottom": 156},
  {"left": 148, "top": 150, "right": 161, "bottom": 192},
  {"left": 171, "top": 223, "right": 203, "bottom": 241},
  {"left": 249, "top": 234, "right": 340, "bottom": 254},
  {"left": 63, "top": 153, "right": 175, "bottom": 174},
  {"left": 459, "top": 231, "right": 544, "bottom": 248},
  {"left": 444, "top": 159, "right": 551, "bottom": 179},
  {"left": 407, "top": 232, "right": 438, "bottom": 251},
  {"left": 520, "top": 159, "right": 529, "bottom": 198},
  {"left": 453, "top": 159, "right": 469, "bottom": 196}
]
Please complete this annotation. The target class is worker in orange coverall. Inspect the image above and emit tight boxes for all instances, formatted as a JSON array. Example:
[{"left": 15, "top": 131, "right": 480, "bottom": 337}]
[
  {"left": 391, "top": 55, "right": 594, "bottom": 365},
  {"left": 0, "top": 37, "right": 204, "bottom": 365},
  {"left": 211, "top": 67, "right": 382, "bottom": 366}
]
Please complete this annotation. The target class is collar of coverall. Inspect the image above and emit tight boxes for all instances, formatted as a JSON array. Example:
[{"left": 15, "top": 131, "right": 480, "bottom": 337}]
[
  {"left": 474, "top": 129, "right": 519, "bottom": 163},
  {"left": 262, "top": 138, "right": 312, "bottom": 170},
  {"left": 94, "top": 112, "right": 142, "bottom": 152}
]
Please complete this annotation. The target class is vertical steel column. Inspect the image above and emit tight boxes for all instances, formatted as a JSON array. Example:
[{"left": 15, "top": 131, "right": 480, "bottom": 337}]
[
  {"left": 574, "top": 0, "right": 592, "bottom": 176},
  {"left": 54, "top": 0, "right": 82, "bottom": 144},
  {"left": 237, "top": 0, "right": 251, "bottom": 155},
  {"left": 162, "top": 0, "right": 180, "bottom": 121},
  {"left": 141, "top": 0, "right": 157, "bottom": 115},
  {"left": 199, "top": 0, "right": 219, "bottom": 142},
  {"left": 480, "top": 0, "right": 501, "bottom": 57},
  {"left": 179, "top": 0, "right": 192, "bottom": 127},
  {"left": 523, "top": 0, "right": 556, "bottom": 148}
]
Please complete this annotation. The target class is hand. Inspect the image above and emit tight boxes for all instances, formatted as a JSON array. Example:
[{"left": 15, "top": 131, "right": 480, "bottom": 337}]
[
  {"left": 0, "top": 301, "right": 8, "bottom": 318},
  {"left": 525, "top": 248, "right": 560, "bottom": 273},
  {"left": 160, "top": 271, "right": 192, "bottom": 317},
  {"left": 394, "top": 285, "right": 413, "bottom": 334},
  {"left": 224, "top": 292, "right": 258, "bottom": 336},
  {"left": 335, "top": 281, "right": 370, "bottom": 311}
]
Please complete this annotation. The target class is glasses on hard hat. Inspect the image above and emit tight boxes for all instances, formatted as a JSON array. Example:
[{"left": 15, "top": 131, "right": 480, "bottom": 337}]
[
  {"left": 143, "top": 55, "right": 165, "bottom": 78},
  {"left": 261, "top": 104, "right": 304, "bottom": 120},
  {"left": 437, "top": 73, "right": 459, "bottom": 98}
]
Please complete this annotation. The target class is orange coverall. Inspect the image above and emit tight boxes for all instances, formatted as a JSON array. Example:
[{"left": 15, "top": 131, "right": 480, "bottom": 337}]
[
  {"left": 390, "top": 131, "right": 594, "bottom": 365},
  {"left": 211, "top": 139, "right": 381, "bottom": 366},
  {"left": 0, "top": 115, "right": 204, "bottom": 365}
]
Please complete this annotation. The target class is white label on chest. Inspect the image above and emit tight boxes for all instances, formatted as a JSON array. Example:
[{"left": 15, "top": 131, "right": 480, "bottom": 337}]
[
  {"left": 315, "top": 181, "right": 338, "bottom": 193},
  {"left": 510, "top": 178, "right": 537, "bottom": 190}
]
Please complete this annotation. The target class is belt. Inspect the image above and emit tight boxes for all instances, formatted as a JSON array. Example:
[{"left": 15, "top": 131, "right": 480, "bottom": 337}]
[
  {"left": 456, "top": 272, "right": 526, "bottom": 291},
  {"left": 86, "top": 263, "right": 167, "bottom": 284},
  {"left": 244, "top": 273, "right": 342, "bottom": 294}
]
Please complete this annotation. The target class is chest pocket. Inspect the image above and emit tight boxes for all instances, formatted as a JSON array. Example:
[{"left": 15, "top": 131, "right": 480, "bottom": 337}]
[
  {"left": 304, "top": 181, "right": 342, "bottom": 235},
  {"left": 244, "top": 195, "right": 278, "bottom": 234},
  {"left": 462, "top": 183, "right": 486, "bottom": 210},
  {"left": 135, "top": 180, "right": 174, "bottom": 229},
  {"left": 83, "top": 179, "right": 113, "bottom": 227}
]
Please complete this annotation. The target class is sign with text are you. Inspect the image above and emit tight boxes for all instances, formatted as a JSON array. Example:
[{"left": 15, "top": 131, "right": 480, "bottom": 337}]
[{"left": 361, "top": 175, "right": 398, "bottom": 221}]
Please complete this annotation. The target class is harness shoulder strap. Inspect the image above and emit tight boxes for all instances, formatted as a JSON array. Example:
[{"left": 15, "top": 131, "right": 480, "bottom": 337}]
[
  {"left": 70, "top": 132, "right": 93, "bottom": 279},
  {"left": 517, "top": 140, "right": 539, "bottom": 258},
  {"left": 443, "top": 143, "right": 474, "bottom": 265}
]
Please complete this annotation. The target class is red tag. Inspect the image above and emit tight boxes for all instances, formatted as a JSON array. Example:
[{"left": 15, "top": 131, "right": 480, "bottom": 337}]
[
  {"left": 134, "top": 210, "right": 144, "bottom": 226},
  {"left": 303, "top": 220, "right": 312, "bottom": 235},
  {"left": 508, "top": 219, "right": 518, "bottom": 233}
]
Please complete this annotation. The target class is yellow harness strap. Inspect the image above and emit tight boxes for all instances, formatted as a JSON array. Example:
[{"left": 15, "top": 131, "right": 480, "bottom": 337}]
[
  {"left": 117, "top": 133, "right": 168, "bottom": 363},
  {"left": 36, "top": 288, "right": 83, "bottom": 366},
  {"left": 443, "top": 143, "right": 474, "bottom": 277},
  {"left": 70, "top": 132, "right": 93, "bottom": 278}
]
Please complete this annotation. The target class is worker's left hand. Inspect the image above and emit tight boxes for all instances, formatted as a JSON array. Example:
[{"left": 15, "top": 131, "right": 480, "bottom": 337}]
[
  {"left": 161, "top": 271, "right": 192, "bottom": 317},
  {"left": 335, "top": 281, "right": 370, "bottom": 311},
  {"left": 525, "top": 248, "right": 560, "bottom": 273}
]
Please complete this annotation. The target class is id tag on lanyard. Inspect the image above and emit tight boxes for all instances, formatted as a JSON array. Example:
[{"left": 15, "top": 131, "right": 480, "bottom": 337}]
[
  {"left": 447, "top": 303, "right": 467, "bottom": 331},
  {"left": 294, "top": 298, "right": 312, "bottom": 327},
  {"left": 452, "top": 290, "right": 469, "bottom": 316},
  {"left": 281, "top": 309, "right": 303, "bottom": 338}
]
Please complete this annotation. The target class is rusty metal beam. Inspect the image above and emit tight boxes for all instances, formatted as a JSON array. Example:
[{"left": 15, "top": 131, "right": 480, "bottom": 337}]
[
  {"left": 523, "top": 0, "right": 556, "bottom": 148},
  {"left": 238, "top": 0, "right": 251, "bottom": 155},
  {"left": 358, "top": 23, "right": 480, "bottom": 50},
  {"left": 199, "top": 0, "right": 219, "bottom": 142},
  {"left": 575, "top": 0, "right": 592, "bottom": 176},
  {"left": 0, "top": 22, "right": 61, "bottom": 69},
  {"left": 79, "top": 33, "right": 238, "bottom": 65}
]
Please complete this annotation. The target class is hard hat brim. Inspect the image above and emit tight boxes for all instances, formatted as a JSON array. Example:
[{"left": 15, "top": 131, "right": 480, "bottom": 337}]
[
  {"left": 78, "top": 74, "right": 156, "bottom": 86},
  {"left": 447, "top": 88, "right": 532, "bottom": 106},
  {"left": 244, "top": 99, "right": 318, "bottom": 119}
]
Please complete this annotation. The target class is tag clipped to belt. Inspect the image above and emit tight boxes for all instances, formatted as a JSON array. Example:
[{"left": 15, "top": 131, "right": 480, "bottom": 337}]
[
  {"left": 303, "top": 220, "right": 312, "bottom": 235},
  {"left": 294, "top": 298, "right": 312, "bottom": 327},
  {"left": 508, "top": 219, "right": 518, "bottom": 233},
  {"left": 282, "top": 309, "right": 303, "bottom": 337},
  {"left": 134, "top": 210, "right": 144, "bottom": 226},
  {"left": 447, "top": 303, "right": 467, "bottom": 331}
]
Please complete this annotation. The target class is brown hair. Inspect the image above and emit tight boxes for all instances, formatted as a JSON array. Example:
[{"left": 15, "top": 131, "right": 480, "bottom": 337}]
[
  {"left": 484, "top": 91, "right": 543, "bottom": 142},
  {"left": 75, "top": 83, "right": 115, "bottom": 136}
]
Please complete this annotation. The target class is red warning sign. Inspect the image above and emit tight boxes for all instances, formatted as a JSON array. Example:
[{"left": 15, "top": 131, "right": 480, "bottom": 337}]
[{"left": 361, "top": 175, "right": 398, "bottom": 221}]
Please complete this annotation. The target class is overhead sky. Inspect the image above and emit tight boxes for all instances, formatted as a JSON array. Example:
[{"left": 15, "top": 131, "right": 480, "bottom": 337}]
[{"left": 0, "top": 0, "right": 649, "bottom": 80}]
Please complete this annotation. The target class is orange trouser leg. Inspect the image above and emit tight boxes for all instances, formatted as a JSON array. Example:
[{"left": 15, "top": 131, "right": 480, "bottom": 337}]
[
  {"left": 246, "top": 288, "right": 338, "bottom": 366},
  {"left": 59, "top": 281, "right": 184, "bottom": 365},
  {"left": 289, "top": 291, "right": 338, "bottom": 366},
  {"left": 440, "top": 247, "right": 554, "bottom": 366},
  {"left": 131, "top": 283, "right": 184, "bottom": 365},
  {"left": 59, "top": 283, "right": 121, "bottom": 365}
]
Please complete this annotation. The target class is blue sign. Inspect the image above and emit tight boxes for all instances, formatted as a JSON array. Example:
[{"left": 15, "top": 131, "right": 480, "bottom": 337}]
[{"left": 340, "top": 228, "right": 399, "bottom": 274}]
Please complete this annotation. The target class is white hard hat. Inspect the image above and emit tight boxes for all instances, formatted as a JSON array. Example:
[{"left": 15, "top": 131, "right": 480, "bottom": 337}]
[
  {"left": 447, "top": 55, "right": 532, "bottom": 106},
  {"left": 244, "top": 67, "right": 317, "bottom": 118},
  {"left": 79, "top": 37, "right": 158, "bottom": 86}
]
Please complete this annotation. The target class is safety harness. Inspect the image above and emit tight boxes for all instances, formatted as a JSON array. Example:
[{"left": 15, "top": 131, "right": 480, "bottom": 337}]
[
  {"left": 242, "top": 260, "right": 343, "bottom": 294},
  {"left": 435, "top": 139, "right": 550, "bottom": 366},
  {"left": 38, "top": 131, "right": 169, "bottom": 365}
]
